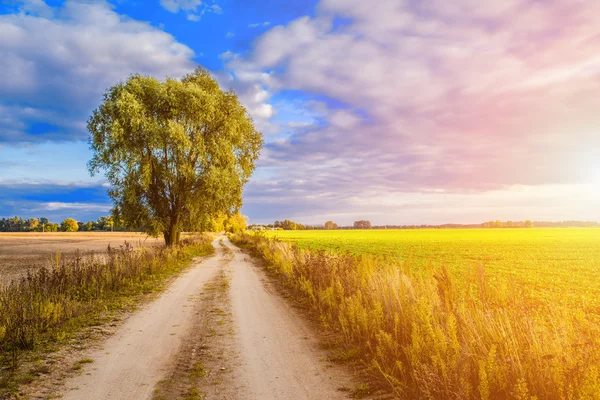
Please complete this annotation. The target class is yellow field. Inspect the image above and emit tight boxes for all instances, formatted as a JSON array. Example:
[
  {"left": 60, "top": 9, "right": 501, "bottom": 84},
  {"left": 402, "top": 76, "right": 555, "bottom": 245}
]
[
  {"left": 266, "top": 228, "right": 600, "bottom": 313},
  {"left": 240, "top": 228, "right": 600, "bottom": 397}
]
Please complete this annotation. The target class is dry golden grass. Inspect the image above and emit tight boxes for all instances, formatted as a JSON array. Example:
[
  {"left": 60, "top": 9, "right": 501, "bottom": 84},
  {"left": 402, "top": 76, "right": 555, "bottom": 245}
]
[
  {"left": 0, "top": 232, "right": 162, "bottom": 284},
  {"left": 234, "top": 232, "right": 600, "bottom": 400},
  {"left": 0, "top": 234, "right": 214, "bottom": 396}
]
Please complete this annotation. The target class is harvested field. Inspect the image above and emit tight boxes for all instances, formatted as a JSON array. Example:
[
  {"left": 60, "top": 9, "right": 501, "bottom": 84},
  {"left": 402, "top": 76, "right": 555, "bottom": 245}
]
[{"left": 0, "top": 232, "right": 162, "bottom": 284}]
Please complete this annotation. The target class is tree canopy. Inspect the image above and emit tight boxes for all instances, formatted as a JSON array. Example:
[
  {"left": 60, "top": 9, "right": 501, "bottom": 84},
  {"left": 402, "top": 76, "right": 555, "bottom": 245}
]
[
  {"left": 324, "top": 220, "right": 338, "bottom": 230},
  {"left": 88, "top": 68, "right": 262, "bottom": 245},
  {"left": 61, "top": 218, "right": 79, "bottom": 232},
  {"left": 353, "top": 220, "right": 372, "bottom": 229}
]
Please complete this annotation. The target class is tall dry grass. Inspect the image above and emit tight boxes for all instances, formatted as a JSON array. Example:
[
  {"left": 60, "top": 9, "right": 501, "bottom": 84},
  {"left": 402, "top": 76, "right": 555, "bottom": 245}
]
[
  {"left": 0, "top": 235, "right": 213, "bottom": 382},
  {"left": 233, "top": 233, "right": 600, "bottom": 399}
]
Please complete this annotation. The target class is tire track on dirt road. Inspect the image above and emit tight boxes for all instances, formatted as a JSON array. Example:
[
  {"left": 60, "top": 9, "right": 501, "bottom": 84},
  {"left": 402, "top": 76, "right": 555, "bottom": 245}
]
[
  {"left": 59, "top": 236, "right": 227, "bottom": 400},
  {"left": 225, "top": 236, "right": 366, "bottom": 399},
  {"left": 55, "top": 236, "right": 373, "bottom": 400}
]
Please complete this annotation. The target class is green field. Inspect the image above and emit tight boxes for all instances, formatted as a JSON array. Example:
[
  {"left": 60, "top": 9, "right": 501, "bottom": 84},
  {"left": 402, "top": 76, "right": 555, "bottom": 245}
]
[{"left": 266, "top": 228, "right": 600, "bottom": 312}]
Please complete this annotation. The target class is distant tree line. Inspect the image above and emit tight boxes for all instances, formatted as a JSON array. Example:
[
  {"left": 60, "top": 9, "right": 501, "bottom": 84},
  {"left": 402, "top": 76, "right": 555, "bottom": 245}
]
[
  {"left": 0, "top": 216, "right": 121, "bottom": 233},
  {"left": 0, "top": 212, "right": 250, "bottom": 234},
  {"left": 249, "top": 219, "right": 374, "bottom": 231},
  {"left": 482, "top": 220, "right": 534, "bottom": 228},
  {"left": 247, "top": 219, "right": 600, "bottom": 231}
]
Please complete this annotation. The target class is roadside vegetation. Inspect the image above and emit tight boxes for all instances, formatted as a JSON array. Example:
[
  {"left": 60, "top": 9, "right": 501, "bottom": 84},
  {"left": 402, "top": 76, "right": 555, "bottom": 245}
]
[
  {"left": 0, "top": 234, "right": 214, "bottom": 396},
  {"left": 233, "top": 231, "right": 600, "bottom": 399}
]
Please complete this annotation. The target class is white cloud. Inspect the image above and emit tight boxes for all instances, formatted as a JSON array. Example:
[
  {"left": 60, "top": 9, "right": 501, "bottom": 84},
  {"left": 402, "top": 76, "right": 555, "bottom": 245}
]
[
  {"left": 328, "top": 110, "right": 360, "bottom": 129},
  {"left": 0, "top": 0, "right": 197, "bottom": 142},
  {"left": 249, "top": 21, "right": 271, "bottom": 28},
  {"left": 226, "top": 0, "right": 600, "bottom": 222},
  {"left": 160, "top": 0, "right": 203, "bottom": 13},
  {"left": 17, "top": 0, "right": 55, "bottom": 18},
  {"left": 160, "top": 0, "right": 221, "bottom": 20},
  {"left": 35, "top": 202, "right": 112, "bottom": 212},
  {"left": 229, "top": 0, "right": 600, "bottom": 186},
  {"left": 213, "top": 71, "right": 278, "bottom": 133}
]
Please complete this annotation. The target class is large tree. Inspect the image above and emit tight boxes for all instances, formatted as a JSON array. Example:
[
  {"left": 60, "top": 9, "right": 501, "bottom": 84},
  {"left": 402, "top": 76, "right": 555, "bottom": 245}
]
[{"left": 88, "top": 68, "right": 263, "bottom": 246}]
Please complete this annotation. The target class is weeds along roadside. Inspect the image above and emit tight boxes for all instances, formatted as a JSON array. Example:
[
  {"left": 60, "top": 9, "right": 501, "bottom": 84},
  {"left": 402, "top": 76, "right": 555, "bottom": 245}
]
[
  {"left": 0, "top": 234, "right": 214, "bottom": 394},
  {"left": 231, "top": 232, "right": 600, "bottom": 400}
]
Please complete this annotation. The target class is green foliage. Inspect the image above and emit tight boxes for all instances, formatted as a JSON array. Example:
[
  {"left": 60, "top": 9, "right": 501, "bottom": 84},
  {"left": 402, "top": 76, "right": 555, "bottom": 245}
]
[
  {"left": 0, "top": 216, "right": 119, "bottom": 233},
  {"left": 60, "top": 218, "right": 79, "bottom": 232},
  {"left": 0, "top": 217, "right": 40, "bottom": 232},
  {"left": 324, "top": 220, "right": 338, "bottom": 230},
  {"left": 353, "top": 220, "right": 372, "bottom": 229},
  {"left": 483, "top": 220, "right": 533, "bottom": 228},
  {"left": 224, "top": 212, "right": 247, "bottom": 234},
  {"left": 88, "top": 67, "right": 263, "bottom": 246},
  {"left": 274, "top": 219, "right": 305, "bottom": 230},
  {"left": 234, "top": 232, "right": 600, "bottom": 399},
  {"left": 44, "top": 223, "right": 59, "bottom": 232}
]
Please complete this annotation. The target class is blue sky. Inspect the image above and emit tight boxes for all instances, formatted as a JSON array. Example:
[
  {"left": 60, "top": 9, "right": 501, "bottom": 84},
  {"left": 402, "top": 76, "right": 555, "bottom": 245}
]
[{"left": 1, "top": 0, "right": 600, "bottom": 225}]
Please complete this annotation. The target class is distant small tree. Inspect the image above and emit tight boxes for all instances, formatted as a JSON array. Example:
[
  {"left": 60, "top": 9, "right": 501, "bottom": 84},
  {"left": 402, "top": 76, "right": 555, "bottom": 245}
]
[
  {"left": 524, "top": 220, "right": 534, "bottom": 228},
  {"left": 282, "top": 219, "right": 298, "bottom": 230},
  {"left": 61, "top": 218, "right": 79, "bottom": 232},
  {"left": 27, "top": 218, "right": 40, "bottom": 232},
  {"left": 83, "top": 221, "right": 95, "bottom": 231},
  {"left": 324, "top": 220, "right": 338, "bottom": 230},
  {"left": 45, "top": 223, "right": 59, "bottom": 232},
  {"left": 353, "top": 220, "right": 372, "bottom": 229}
]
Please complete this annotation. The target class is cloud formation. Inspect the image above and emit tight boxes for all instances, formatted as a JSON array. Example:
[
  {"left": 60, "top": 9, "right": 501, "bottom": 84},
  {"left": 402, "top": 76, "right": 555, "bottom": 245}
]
[
  {"left": 226, "top": 0, "right": 600, "bottom": 222},
  {"left": 0, "top": 181, "right": 111, "bottom": 221},
  {"left": 0, "top": 0, "right": 196, "bottom": 142},
  {"left": 160, "top": 0, "right": 222, "bottom": 21},
  {"left": 2, "top": 0, "right": 599, "bottom": 224}
]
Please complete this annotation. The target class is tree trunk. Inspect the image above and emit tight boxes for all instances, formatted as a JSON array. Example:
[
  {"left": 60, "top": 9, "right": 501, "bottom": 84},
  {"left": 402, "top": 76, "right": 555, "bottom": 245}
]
[{"left": 163, "top": 219, "right": 180, "bottom": 247}]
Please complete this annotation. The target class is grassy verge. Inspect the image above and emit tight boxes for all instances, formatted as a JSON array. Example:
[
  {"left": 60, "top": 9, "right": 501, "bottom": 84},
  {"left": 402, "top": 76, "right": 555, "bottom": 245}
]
[
  {"left": 0, "top": 234, "right": 214, "bottom": 396},
  {"left": 232, "top": 232, "right": 600, "bottom": 400}
]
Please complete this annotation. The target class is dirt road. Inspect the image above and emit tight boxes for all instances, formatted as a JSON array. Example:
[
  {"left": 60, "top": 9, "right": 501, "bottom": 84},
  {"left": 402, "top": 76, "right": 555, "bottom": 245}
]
[
  {"left": 226, "top": 237, "right": 360, "bottom": 399},
  {"left": 58, "top": 236, "right": 366, "bottom": 400}
]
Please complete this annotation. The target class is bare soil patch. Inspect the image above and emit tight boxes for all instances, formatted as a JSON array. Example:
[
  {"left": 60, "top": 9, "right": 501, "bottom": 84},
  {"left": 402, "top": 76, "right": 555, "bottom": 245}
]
[{"left": 0, "top": 232, "right": 162, "bottom": 284}]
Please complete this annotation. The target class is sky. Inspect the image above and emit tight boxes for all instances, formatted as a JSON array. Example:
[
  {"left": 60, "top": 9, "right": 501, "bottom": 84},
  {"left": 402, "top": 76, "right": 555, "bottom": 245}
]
[{"left": 1, "top": 0, "right": 600, "bottom": 225}]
